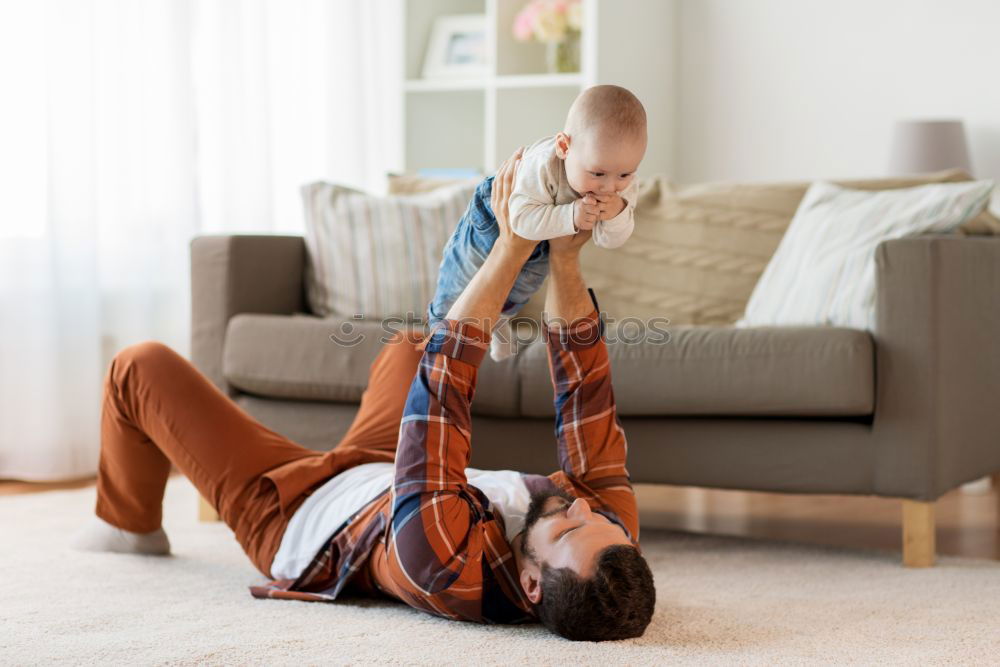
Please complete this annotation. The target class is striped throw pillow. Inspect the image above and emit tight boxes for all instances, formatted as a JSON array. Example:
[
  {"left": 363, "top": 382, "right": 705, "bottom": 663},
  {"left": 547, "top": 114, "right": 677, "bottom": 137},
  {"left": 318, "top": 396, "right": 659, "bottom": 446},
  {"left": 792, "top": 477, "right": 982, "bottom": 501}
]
[
  {"left": 737, "top": 180, "right": 993, "bottom": 330},
  {"left": 301, "top": 181, "right": 477, "bottom": 319}
]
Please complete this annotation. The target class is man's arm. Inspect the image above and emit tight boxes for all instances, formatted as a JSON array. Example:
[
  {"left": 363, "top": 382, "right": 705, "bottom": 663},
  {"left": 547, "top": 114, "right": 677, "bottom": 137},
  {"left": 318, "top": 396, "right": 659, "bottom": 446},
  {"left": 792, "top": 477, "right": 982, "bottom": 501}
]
[
  {"left": 443, "top": 226, "right": 535, "bottom": 328},
  {"left": 543, "top": 239, "right": 640, "bottom": 542},
  {"left": 543, "top": 244, "right": 594, "bottom": 323},
  {"left": 385, "top": 151, "right": 537, "bottom": 599}
]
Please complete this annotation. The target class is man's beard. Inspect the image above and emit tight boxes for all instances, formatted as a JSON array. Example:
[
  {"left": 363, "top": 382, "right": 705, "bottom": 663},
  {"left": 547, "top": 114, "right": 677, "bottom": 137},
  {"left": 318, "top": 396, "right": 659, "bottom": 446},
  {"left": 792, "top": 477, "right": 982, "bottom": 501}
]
[{"left": 520, "top": 487, "right": 577, "bottom": 559}]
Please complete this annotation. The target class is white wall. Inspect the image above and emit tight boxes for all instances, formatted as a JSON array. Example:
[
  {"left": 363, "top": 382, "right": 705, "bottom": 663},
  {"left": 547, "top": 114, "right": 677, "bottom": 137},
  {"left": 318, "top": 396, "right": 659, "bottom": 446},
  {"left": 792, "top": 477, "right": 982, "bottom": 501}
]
[
  {"left": 676, "top": 0, "right": 1000, "bottom": 197},
  {"left": 590, "top": 0, "right": 678, "bottom": 176}
]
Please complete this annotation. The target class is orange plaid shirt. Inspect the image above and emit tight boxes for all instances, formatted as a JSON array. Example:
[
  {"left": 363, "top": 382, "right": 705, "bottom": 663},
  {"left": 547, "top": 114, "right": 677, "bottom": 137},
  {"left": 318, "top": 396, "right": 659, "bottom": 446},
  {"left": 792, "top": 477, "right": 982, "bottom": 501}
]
[{"left": 251, "top": 300, "right": 638, "bottom": 624}]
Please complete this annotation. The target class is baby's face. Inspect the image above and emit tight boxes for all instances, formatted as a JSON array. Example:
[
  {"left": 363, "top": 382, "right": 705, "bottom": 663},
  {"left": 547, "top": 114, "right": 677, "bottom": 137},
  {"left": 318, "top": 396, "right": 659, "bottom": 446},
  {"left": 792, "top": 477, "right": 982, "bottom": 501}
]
[{"left": 559, "top": 131, "right": 646, "bottom": 197}]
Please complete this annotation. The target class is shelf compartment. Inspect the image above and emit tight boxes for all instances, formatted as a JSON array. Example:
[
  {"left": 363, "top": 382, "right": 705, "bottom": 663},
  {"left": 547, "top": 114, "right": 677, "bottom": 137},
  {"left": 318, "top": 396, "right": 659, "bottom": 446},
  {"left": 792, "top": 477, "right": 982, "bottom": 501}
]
[
  {"left": 494, "top": 73, "right": 583, "bottom": 89},
  {"left": 405, "top": 78, "right": 488, "bottom": 92},
  {"left": 494, "top": 86, "right": 580, "bottom": 167}
]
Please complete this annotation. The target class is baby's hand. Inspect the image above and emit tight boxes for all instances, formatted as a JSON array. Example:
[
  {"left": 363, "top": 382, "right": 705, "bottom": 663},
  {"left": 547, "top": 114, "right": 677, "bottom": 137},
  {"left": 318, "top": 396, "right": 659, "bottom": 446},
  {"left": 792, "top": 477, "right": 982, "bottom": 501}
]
[
  {"left": 573, "top": 195, "right": 599, "bottom": 231},
  {"left": 594, "top": 193, "right": 626, "bottom": 221}
]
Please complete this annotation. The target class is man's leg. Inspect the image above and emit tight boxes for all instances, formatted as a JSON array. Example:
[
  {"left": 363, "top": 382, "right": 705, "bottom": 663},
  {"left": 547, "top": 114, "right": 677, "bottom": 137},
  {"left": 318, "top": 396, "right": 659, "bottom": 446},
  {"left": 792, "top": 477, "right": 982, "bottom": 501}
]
[
  {"left": 87, "top": 341, "right": 319, "bottom": 569},
  {"left": 331, "top": 330, "right": 424, "bottom": 457}
]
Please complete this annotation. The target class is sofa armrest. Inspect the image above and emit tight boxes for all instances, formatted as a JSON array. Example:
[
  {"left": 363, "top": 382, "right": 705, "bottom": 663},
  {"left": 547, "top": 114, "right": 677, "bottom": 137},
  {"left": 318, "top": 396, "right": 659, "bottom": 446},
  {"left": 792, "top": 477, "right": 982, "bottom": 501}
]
[
  {"left": 190, "top": 235, "right": 307, "bottom": 396},
  {"left": 872, "top": 234, "right": 1000, "bottom": 499}
]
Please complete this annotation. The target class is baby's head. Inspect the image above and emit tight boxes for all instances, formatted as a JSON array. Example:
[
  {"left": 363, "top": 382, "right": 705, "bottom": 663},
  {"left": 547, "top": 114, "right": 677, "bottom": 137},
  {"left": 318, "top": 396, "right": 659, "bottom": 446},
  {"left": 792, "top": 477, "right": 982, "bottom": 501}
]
[{"left": 555, "top": 85, "right": 647, "bottom": 197}]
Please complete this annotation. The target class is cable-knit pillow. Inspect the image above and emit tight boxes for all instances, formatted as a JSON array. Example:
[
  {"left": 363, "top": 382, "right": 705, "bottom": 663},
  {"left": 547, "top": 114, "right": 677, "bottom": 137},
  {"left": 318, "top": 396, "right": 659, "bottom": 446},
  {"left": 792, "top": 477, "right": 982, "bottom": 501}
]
[{"left": 302, "top": 181, "right": 477, "bottom": 319}]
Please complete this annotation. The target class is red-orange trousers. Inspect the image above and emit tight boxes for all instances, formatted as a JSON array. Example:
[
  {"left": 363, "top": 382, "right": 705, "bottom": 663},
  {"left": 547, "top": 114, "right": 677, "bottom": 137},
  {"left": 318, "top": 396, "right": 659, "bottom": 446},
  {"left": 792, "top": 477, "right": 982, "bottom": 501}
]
[{"left": 95, "top": 333, "right": 423, "bottom": 578}]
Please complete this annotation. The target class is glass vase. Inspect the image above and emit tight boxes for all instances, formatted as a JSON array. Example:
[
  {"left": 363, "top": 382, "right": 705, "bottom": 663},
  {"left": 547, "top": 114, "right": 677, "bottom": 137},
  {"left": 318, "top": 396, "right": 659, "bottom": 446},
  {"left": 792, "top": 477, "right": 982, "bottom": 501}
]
[{"left": 545, "top": 31, "right": 580, "bottom": 74}]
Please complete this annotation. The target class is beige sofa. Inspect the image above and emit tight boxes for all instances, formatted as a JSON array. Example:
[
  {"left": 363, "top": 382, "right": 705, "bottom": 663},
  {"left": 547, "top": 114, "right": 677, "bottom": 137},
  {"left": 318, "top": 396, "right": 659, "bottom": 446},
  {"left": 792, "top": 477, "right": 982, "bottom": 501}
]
[{"left": 190, "top": 173, "right": 1000, "bottom": 567}]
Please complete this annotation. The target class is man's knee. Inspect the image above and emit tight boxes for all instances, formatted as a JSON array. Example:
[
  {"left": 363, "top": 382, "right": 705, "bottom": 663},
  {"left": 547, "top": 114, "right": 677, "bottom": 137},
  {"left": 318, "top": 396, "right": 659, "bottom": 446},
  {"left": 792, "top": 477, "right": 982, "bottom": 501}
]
[{"left": 109, "top": 341, "right": 181, "bottom": 385}]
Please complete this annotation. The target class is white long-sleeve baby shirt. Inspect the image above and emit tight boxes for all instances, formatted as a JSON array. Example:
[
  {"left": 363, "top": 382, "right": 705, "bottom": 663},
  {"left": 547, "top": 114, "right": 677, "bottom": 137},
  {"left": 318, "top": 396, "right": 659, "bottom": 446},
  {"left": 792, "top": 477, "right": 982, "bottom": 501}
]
[{"left": 507, "top": 135, "right": 638, "bottom": 249}]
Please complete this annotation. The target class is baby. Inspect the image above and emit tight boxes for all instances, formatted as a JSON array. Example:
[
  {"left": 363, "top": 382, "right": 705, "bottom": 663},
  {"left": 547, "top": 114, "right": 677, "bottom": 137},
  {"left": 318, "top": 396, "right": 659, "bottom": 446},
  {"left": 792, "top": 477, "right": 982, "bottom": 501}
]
[{"left": 427, "top": 84, "right": 647, "bottom": 361}]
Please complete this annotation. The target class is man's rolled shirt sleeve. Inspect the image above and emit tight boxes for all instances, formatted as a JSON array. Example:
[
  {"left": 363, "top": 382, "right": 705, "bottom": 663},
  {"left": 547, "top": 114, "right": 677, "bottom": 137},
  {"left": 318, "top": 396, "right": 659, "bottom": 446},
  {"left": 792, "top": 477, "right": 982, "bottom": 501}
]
[
  {"left": 387, "top": 320, "right": 490, "bottom": 597},
  {"left": 543, "top": 294, "right": 640, "bottom": 543}
]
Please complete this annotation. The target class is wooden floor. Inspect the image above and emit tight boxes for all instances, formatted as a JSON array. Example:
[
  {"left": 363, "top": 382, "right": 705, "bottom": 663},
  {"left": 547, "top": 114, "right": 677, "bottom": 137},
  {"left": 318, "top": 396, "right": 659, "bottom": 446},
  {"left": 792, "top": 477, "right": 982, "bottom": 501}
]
[{"left": 3, "top": 473, "right": 998, "bottom": 561}]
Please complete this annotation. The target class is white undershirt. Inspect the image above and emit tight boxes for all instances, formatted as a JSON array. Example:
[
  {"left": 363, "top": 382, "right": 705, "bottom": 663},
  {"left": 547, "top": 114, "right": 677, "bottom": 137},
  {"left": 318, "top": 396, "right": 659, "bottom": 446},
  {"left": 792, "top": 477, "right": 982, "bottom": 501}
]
[{"left": 269, "top": 462, "right": 531, "bottom": 580}]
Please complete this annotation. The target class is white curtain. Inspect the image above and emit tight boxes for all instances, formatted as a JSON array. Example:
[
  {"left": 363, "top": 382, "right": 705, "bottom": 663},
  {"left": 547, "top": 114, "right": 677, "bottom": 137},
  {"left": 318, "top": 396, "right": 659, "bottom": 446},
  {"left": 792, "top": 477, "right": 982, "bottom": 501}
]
[{"left": 0, "top": 0, "right": 402, "bottom": 481}]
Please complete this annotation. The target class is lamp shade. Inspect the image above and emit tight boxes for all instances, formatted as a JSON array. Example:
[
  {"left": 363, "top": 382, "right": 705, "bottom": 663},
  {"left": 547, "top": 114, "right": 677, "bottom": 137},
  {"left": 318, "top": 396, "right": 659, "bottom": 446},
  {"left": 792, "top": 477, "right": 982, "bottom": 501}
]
[{"left": 888, "top": 119, "right": 972, "bottom": 175}]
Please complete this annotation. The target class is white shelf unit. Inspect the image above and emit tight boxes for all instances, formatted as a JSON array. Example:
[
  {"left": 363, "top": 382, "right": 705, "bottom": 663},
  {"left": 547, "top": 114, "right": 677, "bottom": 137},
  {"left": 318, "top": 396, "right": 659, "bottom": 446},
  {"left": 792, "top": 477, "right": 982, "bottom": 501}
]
[
  {"left": 403, "top": 0, "right": 677, "bottom": 175},
  {"left": 403, "top": 72, "right": 583, "bottom": 92}
]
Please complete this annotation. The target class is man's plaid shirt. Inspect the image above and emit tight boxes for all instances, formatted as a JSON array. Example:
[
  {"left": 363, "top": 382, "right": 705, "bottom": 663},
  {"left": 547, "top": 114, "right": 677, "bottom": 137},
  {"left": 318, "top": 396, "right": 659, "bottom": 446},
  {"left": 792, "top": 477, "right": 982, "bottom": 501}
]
[{"left": 250, "top": 302, "right": 639, "bottom": 624}]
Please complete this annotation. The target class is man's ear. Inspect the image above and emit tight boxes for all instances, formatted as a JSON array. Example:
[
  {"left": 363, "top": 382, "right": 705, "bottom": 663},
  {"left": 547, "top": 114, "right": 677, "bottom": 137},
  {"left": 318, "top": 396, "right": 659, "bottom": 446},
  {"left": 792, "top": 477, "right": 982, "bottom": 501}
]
[
  {"left": 554, "top": 132, "right": 571, "bottom": 160},
  {"left": 519, "top": 562, "right": 543, "bottom": 605}
]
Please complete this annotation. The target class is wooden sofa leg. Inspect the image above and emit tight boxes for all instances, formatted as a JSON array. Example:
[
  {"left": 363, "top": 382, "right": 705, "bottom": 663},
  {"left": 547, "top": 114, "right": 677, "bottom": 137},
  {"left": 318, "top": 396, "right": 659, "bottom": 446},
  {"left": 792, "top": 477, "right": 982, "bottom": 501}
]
[
  {"left": 901, "top": 499, "right": 935, "bottom": 568},
  {"left": 198, "top": 493, "right": 220, "bottom": 522}
]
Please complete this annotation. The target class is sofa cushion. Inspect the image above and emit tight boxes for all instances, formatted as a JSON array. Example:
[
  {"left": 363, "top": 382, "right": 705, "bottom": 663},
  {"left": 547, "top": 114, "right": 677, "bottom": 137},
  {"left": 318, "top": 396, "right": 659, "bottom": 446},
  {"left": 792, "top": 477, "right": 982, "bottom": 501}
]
[
  {"left": 222, "top": 313, "right": 521, "bottom": 417},
  {"left": 738, "top": 180, "right": 993, "bottom": 330},
  {"left": 386, "top": 172, "right": 480, "bottom": 195},
  {"left": 518, "top": 324, "right": 874, "bottom": 417},
  {"left": 301, "top": 180, "right": 476, "bottom": 320},
  {"left": 519, "top": 169, "right": 1000, "bottom": 327},
  {"left": 224, "top": 314, "right": 382, "bottom": 402},
  {"left": 225, "top": 315, "right": 874, "bottom": 418}
]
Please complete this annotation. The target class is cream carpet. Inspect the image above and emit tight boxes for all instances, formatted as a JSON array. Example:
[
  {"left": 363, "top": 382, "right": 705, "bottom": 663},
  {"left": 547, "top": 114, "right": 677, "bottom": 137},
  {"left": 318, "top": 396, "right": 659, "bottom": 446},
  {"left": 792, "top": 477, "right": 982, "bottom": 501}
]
[{"left": 2, "top": 476, "right": 999, "bottom": 665}]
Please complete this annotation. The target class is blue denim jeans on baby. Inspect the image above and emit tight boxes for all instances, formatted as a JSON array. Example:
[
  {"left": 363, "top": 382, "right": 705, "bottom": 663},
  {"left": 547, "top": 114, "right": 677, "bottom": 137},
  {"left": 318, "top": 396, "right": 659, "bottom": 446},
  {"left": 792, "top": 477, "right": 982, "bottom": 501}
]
[{"left": 427, "top": 175, "right": 550, "bottom": 329}]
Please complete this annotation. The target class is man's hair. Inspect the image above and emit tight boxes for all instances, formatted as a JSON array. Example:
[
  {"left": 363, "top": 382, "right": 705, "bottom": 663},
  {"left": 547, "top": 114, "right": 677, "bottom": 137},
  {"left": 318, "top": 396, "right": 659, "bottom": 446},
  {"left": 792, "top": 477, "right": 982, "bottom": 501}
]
[
  {"left": 535, "top": 544, "right": 656, "bottom": 641},
  {"left": 565, "top": 84, "right": 647, "bottom": 144}
]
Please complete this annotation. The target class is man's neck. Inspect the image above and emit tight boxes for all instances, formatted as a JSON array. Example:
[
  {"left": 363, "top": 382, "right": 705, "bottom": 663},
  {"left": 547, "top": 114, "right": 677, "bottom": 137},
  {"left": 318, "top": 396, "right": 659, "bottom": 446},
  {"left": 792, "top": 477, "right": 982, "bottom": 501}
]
[{"left": 510, "top": 531, "right": 528, "bottom": 576}]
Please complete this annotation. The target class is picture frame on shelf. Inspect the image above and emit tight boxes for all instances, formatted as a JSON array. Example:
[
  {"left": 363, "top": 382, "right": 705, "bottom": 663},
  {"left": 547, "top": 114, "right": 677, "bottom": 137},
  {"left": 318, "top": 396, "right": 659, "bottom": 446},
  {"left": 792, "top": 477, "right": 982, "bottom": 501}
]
[{"left": 421, "top": 14, "right": 488, "bottom": 79}]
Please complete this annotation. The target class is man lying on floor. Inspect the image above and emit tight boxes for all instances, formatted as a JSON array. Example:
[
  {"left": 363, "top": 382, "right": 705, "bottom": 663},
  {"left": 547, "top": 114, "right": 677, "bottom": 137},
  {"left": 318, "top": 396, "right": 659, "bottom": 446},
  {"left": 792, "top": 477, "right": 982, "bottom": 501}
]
[{"left": 72, "top": 149, "right": 656, "bottom": 641}]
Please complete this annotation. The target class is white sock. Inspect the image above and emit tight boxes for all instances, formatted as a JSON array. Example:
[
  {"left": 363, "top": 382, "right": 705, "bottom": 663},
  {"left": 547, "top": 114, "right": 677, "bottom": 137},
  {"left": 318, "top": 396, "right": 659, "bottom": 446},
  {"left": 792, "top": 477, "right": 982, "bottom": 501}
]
[{"left": 70, "top": 515, "right": 171, "bottom": 556}]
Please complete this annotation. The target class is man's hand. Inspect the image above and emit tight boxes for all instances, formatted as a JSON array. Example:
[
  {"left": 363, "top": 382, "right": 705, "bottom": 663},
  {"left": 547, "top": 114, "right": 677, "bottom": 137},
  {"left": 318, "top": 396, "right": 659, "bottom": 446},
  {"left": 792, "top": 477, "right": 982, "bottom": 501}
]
[
  {"left": 573, "top": 195, "right": 599, "bottom": 231},
  {"left": 593, "top": 193, "right": 626, "bottom": 221},
  {"left": 491, "top": 147, "right": 536, "bottom": 256}
]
